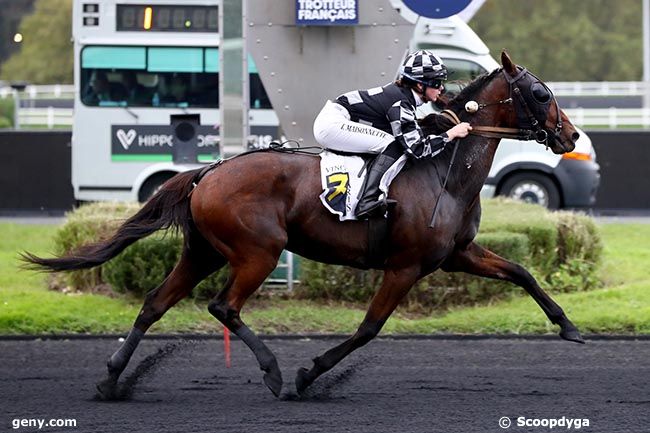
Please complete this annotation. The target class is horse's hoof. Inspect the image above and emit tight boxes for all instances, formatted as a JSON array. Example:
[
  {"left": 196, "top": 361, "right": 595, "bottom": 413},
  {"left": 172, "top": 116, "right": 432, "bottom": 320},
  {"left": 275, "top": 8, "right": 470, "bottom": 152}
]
[
  {"left": 263, "top": 371, "right": 283, "bottom": 397},
  {"left": 96, "top": 378, "right": 119, "bottom": 400},
  {"left": 295, "top": 367, "right": 312, "bottom": 395},
  {"left": 559, "top": 328, "right": 585, "bottom": 344}
]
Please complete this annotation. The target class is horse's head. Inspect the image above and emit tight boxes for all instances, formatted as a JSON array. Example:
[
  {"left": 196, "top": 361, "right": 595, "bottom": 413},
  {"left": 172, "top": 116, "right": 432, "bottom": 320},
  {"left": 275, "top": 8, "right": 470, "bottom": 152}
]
[
  {"left": 498, "top": 51, "right": 578, "bottom": 154},
  {"left": 422, "top": 52, "right": 579, "bottom": 154}
]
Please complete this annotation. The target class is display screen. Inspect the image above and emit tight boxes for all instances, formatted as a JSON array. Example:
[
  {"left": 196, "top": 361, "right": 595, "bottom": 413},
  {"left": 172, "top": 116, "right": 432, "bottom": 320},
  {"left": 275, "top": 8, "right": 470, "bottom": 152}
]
[{"left": 116, "top": 5, "right": 218, "bottom": 32}]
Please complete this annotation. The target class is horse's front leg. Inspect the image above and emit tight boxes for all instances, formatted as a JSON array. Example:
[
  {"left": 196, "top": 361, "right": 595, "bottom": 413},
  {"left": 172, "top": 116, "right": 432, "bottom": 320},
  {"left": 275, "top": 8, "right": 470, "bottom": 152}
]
[
  {"left": 295, "top": 267, "right": 419, "bottom": 394},
  {"left": 441, "top": 241, "right": 584, "bottom": 343}
]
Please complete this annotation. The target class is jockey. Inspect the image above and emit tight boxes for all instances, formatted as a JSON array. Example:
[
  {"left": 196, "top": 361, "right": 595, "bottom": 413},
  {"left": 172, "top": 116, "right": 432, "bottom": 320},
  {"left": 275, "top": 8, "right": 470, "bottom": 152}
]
[{"left": 313, "top": 49, "right": 472, "bottom": 219}]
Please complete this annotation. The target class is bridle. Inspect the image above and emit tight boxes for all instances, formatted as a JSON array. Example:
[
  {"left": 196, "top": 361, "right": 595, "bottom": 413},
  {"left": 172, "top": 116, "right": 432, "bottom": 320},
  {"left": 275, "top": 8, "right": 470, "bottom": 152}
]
[
  {"left": 429, "top": 67, "right": 563, "bottom": 228},
  {"left": 441, "top": 67, "right": 563, "bottom": 146}
]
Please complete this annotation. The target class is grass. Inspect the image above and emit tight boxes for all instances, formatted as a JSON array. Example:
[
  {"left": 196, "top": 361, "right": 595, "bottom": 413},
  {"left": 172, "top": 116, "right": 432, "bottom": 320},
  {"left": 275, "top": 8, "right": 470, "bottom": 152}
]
[{"left": 0, "top": 222, "right": 648, "bottom": 335}]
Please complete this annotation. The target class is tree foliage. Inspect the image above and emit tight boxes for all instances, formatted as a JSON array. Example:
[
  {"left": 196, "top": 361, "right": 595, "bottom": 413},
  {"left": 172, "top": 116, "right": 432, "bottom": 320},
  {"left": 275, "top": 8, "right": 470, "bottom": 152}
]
[
  {"left": 472, "top": 0, "right": 643, "bottom": 81},
  {"left": 0, "top": 0, "right": 73, "bottom": 84},
  {"left": 0, "top": 0, "right": 644, "bottom": 84}
]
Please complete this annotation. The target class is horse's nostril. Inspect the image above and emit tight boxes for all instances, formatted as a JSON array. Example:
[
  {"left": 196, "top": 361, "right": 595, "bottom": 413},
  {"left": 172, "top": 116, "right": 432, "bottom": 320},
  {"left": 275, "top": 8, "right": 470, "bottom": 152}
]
[{"left": 571, "top": 132, "right": 580, "bottom": 142}]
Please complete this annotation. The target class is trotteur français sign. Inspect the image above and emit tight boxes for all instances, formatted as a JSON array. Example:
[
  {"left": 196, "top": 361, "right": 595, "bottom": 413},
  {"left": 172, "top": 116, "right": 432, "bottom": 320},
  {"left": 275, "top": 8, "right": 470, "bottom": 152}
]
[{"left": 295, "top": 0, "right": 358, "bottom": 25}]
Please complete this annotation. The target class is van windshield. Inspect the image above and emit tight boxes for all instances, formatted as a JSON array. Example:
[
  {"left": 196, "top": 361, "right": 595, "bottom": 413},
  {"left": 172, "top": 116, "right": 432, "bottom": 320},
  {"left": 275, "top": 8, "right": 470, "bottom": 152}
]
[{"left": 439, "top": 58, "right": 487, "bottom": 97}]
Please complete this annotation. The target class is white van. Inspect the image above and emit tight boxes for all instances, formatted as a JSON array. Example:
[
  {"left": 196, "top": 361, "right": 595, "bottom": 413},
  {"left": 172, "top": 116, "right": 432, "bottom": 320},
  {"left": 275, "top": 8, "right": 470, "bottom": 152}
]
[{"left": 410, "top": 16, "right": 600, "bottom": 209}]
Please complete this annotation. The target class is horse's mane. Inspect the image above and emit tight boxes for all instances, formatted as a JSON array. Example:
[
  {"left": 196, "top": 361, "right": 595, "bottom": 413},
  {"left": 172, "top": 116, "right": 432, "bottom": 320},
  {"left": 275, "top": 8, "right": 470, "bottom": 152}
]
[
  {"left": 446, "top": 68, "right": 502, "bottom": 113},
  {"left": 418, "top": 67, "right": 503, "bottom": 136},
  {"left": 413, "top": 68, "right": 503, "bottom": 183}
]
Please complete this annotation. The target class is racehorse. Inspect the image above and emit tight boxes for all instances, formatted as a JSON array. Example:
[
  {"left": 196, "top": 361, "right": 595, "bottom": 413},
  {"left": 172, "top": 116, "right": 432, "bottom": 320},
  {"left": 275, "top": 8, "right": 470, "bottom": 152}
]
[{"left": 23, "top": 52, "right": 584, "bottom": 399}]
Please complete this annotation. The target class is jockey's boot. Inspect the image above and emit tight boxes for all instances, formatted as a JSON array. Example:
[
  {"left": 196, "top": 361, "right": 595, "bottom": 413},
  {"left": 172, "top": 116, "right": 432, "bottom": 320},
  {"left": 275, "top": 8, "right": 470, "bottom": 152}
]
[{"left": 355, "top": 153, "right": 398, "bottom": 219}]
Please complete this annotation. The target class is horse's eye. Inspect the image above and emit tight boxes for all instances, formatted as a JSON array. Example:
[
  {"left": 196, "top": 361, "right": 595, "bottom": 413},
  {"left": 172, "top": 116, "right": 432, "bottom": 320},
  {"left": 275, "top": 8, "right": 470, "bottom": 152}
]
[{"left": 531, "top": 82, "right": 551, "bottom": 104}]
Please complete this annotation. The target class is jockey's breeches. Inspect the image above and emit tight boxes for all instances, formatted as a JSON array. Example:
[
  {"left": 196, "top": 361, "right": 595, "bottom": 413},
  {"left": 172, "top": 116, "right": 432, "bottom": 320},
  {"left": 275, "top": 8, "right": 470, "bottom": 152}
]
[{"left": 313, "top": 100, "right": 395, "bottom": 154}]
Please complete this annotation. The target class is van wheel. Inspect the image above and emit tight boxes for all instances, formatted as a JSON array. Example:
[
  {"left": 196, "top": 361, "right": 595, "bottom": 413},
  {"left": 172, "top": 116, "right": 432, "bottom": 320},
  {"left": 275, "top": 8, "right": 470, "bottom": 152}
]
[
  {"left": 500, "top": 173, "right": 561, "bottom": 209},
  {"left": 138, "top": 173, "right": 175, "bottom": 202}
]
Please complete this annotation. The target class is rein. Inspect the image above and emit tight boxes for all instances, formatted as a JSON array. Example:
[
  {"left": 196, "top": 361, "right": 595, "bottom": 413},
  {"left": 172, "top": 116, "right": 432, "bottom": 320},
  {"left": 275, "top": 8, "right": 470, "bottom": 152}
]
[
  {"left": 441, "top": 109, "right": 538, "bottom": 141},
  {"left": 440, "top": 102, "right": 536, "bottom": 140}
]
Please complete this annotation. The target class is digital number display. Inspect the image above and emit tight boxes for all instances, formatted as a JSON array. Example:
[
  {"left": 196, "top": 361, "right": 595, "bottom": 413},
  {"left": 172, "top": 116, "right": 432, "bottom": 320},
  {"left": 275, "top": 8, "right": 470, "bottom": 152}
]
[{"left": 116, "top": 5, "right": 218, "bottom": 32}]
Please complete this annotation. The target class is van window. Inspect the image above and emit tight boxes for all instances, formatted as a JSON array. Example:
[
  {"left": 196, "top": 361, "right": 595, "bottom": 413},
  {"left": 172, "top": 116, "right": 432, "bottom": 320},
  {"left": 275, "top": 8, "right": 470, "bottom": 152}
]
[
  {"left": 441, "top": 58, "right": 487, "bottom": 96},
  {"left": 443, "top": 59, "right": 486, "bottom": 81}
]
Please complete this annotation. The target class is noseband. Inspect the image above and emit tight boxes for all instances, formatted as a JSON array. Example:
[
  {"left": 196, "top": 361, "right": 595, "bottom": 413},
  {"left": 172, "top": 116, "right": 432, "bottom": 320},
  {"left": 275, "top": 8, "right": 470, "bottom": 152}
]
[{"left": 442, "top": 67, "right": 563, "bottom": 145}]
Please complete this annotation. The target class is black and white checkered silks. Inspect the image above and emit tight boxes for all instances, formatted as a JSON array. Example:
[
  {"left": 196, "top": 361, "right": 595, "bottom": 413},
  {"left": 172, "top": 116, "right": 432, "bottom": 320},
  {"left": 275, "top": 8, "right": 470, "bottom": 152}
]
[
  {"left": 400, "top": 50, "right": 447, "bottom": 82},
  {"left": 388, "top": 100, "right": 446, "bottom": 159},
  {"left": 314, "top": 84, "right": 447, "bottom": 157}
]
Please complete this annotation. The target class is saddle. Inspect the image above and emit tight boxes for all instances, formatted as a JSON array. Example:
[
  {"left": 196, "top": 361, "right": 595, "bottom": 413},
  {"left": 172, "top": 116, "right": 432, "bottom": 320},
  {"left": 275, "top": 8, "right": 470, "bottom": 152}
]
[
  {"left": 319, "top": 149, "right": 397, "bottom": 267},
  {"left": 318, "top": 150, "right": 406, "bottom": 222}
]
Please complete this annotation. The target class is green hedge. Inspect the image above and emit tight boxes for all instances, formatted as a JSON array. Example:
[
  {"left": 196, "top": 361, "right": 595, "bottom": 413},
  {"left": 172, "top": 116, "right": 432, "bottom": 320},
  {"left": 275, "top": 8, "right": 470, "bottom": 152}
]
[
  {"left": 50, "top": 199, "right": 601, "bottom": 310},
  {"left": 297, "top": 198, "right": 602, "bottom": 310},
  {"left": 0, "top": 98, "right": 14, "bottom": 128},
  {"left": 297, "top": 230, "right": 531, "bottom": 310},
  {"left": 50, "top": 202, "right": 141, "bottom": 291},
  {"left": 50, "top": 202, "right": 229, "bottom": 299},
  {"left": 102, "top": 235, "right": 229, "bottom": 299}
]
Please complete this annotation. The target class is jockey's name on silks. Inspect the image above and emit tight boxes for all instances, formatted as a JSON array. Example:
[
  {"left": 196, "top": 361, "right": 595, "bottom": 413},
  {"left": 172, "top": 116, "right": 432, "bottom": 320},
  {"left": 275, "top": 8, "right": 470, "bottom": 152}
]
[{"left": 339, "top": 124, "right": 391, "bottom": 139}]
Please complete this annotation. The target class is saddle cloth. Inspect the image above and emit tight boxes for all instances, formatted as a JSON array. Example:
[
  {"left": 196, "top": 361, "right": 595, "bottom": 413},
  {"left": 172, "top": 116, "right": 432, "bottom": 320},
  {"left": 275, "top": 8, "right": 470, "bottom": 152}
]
[{"left": 319, "top": 150, "right": 407, "bottom": 221}]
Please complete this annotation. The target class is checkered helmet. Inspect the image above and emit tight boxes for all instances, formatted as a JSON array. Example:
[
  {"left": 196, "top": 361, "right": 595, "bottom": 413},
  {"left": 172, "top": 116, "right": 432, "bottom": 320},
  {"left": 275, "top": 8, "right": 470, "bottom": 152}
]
[{"left": 400, "top": 50, "right": 448, "bottom": 84}]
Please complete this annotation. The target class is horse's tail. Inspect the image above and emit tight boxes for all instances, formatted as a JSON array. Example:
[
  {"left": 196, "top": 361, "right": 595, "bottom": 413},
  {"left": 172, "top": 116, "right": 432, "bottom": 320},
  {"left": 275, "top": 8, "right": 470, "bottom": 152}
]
[{"left": 21, "top": 168, "right": 202, "bottom": 272}]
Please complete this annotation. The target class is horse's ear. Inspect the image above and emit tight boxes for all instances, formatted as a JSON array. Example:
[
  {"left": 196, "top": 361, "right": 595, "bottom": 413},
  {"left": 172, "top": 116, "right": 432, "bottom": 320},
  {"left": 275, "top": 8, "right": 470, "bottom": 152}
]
[{"left": 501, "top": 50, "right": 516, "bottom": 74}]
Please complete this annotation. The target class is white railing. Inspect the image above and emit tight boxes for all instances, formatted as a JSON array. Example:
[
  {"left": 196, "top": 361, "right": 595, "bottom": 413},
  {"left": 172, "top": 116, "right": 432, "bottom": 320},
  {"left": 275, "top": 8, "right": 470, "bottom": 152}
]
[
  {"left": 11, "top": 107, "right": 650, "bottom": 130},
  {"left": 548, "top": 81, "right": 647, "bottom": 97},
  {"left": 0, "top": 84, "right": 75, "bottom": 99},
  {"left": 4, "top": 85, "right": 650, "bottom": 129},
  {"left": 18, "top": 107, "right": 73, "bottom": 129},
  {"left": 1, "top": 82, "right": 648, "bottom": 99},
  {"left": 563, "top": 108, "right": 650, "bottom": 129}
]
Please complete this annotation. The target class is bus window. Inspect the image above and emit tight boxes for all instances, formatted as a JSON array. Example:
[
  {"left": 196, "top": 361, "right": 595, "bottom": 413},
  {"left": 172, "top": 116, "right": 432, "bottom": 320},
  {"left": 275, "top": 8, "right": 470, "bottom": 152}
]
[
  {"left": 80, "top": 46, "right": 270, "bottom": 109},
  {"left": 80, "top": 46, "right": 219, "bottom": 108}
]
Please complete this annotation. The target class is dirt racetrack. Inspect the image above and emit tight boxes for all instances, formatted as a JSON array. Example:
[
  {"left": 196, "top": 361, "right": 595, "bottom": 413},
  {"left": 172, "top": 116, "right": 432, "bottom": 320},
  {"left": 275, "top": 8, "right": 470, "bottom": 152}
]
[{"left": 1, "top": 336, "right": 648, "bottom": 432}]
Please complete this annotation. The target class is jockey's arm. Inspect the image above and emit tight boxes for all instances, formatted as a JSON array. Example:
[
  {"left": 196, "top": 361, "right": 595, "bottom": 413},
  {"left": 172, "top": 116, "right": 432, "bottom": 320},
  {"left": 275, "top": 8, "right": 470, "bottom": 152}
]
[{"left": 387, "top": 100, "right": 449, "bottom": 160}]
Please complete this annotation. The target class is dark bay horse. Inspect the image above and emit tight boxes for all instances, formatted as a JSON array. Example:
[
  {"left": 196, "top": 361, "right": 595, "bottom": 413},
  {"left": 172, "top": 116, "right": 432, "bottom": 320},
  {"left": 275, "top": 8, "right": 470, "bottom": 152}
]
[{"left": 23, "top": 52, "right": 584, "bottom": 399}]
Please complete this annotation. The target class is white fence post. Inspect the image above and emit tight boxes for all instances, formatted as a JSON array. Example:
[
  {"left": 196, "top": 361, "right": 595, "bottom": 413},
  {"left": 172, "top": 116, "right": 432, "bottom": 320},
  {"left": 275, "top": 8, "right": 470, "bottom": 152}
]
[
  {"left": 286, "top": 251, "right": 294, "bottom": 292},
  {"left": 47, "top": 106, "right": 54, "bottom": 129},
  {"left": 608, "top": 107, "right": 617, "bottom": 129}
]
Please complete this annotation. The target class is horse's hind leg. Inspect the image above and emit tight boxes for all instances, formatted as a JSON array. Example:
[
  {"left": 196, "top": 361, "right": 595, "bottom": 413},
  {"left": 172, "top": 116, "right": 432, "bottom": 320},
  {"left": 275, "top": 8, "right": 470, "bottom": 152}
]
[
  {"left": 96, "top": 234, "right": 225, "bottom": 399},
  {"left": 442, "top": 241, "right": 584, "bottom": 343},
  {"left": 295, "top": 267, "right": 419, "bottom": 394},
  {"left": 207, "top": 248, "right": 284, "bottom": 397}
]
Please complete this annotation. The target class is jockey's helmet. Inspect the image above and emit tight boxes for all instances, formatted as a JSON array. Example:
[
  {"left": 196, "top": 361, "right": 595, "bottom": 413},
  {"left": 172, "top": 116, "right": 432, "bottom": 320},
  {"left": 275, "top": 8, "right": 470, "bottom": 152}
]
[{"left": 400, "top": 50, "right": 448, "bottom": 88}]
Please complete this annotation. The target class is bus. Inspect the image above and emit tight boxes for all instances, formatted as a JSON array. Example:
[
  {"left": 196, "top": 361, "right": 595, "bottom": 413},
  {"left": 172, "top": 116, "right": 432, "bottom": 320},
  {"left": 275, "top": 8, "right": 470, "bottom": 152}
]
[
  {"left": 72, "top": 0, "right": 278, "bottom": 202},
  {"left": 72, "top": 1, "right": 598, "bottom": 209}
]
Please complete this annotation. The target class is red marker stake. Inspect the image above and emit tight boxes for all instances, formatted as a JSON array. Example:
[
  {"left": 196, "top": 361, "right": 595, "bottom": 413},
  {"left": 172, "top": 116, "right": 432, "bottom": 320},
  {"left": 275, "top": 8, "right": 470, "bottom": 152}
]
[{"left": 224, "top": 327, "right": 231, "bottom": 368}]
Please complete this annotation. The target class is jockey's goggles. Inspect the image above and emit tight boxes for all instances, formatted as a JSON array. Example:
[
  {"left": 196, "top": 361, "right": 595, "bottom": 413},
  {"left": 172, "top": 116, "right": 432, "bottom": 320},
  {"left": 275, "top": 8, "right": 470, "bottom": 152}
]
[
  {"left": 401, "top": 72, "right": 447, "bottom": 90},
  {"left": 426, "top": 79, "right": 445, "bottom": 89}
]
